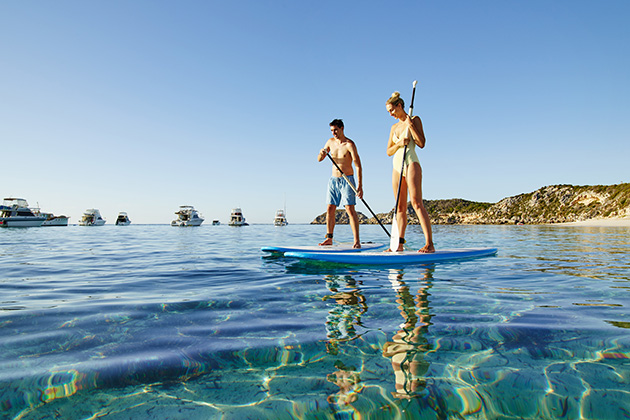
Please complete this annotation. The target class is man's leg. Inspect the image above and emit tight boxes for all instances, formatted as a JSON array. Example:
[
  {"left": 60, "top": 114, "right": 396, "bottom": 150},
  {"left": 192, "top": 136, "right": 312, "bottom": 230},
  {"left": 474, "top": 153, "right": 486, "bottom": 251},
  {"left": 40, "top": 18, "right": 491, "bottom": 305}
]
[
  {"left": 319, "top": 204, "right": 336, "bottom": 246},
  {"left": 345, "top": 205, "right": 361, "bottom": 248}
]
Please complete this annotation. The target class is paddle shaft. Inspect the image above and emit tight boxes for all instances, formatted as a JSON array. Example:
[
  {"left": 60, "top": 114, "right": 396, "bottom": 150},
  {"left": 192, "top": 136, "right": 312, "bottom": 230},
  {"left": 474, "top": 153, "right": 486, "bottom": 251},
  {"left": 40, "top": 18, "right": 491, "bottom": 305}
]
[
  {"left": 393, "top": 81, "right": 417, "bottom": 238},
  {"left": 326, "top": 152, "right": 391, "bottom": 238}
]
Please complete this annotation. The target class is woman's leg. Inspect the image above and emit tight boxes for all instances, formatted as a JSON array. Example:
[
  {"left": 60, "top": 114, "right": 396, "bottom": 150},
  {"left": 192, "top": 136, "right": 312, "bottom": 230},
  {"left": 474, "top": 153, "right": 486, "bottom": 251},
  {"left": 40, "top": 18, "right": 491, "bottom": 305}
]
[
  {"left": 406, "top": 163, "right": 434, "bottom": 253},
  {"left": 392, "top": 170, "right": 408, "bottom": 251}
]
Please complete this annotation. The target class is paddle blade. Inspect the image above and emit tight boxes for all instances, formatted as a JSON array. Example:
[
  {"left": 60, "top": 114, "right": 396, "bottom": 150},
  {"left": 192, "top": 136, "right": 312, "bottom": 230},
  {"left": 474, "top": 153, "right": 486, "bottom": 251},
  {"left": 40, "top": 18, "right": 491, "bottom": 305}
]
[{"left": 390, "top": 216, "right": 400, "bottom": 252}]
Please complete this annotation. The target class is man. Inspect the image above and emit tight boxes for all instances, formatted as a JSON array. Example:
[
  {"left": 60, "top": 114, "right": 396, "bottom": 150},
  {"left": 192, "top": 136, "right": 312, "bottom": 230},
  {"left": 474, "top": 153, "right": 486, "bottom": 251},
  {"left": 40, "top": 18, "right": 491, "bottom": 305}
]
[{"left": 317, "top": 119, "right": 363, "bottom": 248}]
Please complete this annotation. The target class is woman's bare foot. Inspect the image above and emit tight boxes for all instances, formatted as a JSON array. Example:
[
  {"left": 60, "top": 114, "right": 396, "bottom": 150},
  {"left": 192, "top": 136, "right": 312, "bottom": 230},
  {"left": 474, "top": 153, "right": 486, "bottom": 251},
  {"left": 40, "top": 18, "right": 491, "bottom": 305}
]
[
  {"left": 353, "top": 242, "right": 362, "bottom": 249},
  {"left": 319, "top": 237, "right": 333, "bottom": 246},
  {"left": 418, "top": 243, "right": 435, "bottom": 253}
]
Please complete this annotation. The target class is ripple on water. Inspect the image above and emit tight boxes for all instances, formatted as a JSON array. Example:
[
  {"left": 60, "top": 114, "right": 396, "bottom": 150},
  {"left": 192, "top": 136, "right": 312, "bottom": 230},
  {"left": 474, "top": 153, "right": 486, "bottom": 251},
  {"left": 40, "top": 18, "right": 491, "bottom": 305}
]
[{"left": 1, "top": 224, "right": 629, "bottom": 419}]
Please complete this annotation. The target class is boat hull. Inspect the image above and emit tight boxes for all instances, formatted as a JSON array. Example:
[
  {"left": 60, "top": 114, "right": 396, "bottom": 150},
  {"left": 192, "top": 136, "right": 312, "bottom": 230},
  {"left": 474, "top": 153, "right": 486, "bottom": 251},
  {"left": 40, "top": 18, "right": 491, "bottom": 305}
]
[
  {"left": 42, "top": 217, "right": 69, "bottom": 226},
  {"left": 79, "top": 220, "right": 106, "bottom": 226},
  {"left": 0, "top": 217, "right": 46, "bottom": 227},
  {"left": 171, "top": 219, "right": 204, "bottom": 227}
]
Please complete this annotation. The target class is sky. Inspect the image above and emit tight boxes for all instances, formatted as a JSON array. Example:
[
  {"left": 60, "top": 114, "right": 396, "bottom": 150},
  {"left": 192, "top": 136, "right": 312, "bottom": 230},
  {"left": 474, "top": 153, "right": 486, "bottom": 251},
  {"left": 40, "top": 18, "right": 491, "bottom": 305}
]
[{"left": 1, "top": 1, "right": 628, "bottom": 224}]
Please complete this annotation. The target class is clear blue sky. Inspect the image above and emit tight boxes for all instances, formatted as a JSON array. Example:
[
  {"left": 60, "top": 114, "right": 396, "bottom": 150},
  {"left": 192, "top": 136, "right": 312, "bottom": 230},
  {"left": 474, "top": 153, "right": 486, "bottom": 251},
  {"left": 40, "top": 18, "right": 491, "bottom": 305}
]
[{"left": 2, "top": 1, "right": 628, "bottom": 224}]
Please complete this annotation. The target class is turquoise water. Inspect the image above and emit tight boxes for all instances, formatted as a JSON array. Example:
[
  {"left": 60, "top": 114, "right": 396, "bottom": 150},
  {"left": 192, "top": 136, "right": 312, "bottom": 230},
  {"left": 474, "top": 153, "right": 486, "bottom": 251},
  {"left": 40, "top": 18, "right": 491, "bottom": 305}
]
[{"left": 1, "top": 224, "right": 629, "bottom": 419}]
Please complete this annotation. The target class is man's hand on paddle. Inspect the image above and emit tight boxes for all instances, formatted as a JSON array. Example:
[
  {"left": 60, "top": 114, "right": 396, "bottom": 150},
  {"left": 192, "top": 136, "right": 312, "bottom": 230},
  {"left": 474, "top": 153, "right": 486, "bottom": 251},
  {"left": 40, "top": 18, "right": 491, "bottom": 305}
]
[{"left": 317, "top": 146, "right": 330, "bottom": 162}]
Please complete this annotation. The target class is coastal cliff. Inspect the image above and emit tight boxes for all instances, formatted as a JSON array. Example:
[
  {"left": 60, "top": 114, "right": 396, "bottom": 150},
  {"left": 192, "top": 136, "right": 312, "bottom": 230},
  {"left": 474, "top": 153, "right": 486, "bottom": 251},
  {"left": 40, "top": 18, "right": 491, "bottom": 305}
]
[{"left": 311, "top": 183, "right": 630, "bottom": 225}]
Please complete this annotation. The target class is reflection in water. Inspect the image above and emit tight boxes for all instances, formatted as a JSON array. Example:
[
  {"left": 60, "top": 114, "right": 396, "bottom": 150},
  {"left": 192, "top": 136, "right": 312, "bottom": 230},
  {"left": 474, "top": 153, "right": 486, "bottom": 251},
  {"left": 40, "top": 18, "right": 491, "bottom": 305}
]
[
  {"left": 326, "top": 360, "right": 363, "bottom": 406},
  {"left": 321, "top": 275, "right": 367, "bottom": 412},
  {"left": 322, "top": 275, "right": 368, "bottom": 355},
  {"left": 383, "top": 268, "right": 434, "bottom": 400}
]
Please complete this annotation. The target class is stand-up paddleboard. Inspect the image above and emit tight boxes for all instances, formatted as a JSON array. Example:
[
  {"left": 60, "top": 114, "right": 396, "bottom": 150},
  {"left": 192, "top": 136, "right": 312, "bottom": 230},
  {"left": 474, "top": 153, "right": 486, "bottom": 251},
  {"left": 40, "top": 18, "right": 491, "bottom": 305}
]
[
  {"left": 262, "top": 242, "right": 385, "bottom": 254},
  {"left": 284, "top": 247, "right": 498, "bottom": 265}
]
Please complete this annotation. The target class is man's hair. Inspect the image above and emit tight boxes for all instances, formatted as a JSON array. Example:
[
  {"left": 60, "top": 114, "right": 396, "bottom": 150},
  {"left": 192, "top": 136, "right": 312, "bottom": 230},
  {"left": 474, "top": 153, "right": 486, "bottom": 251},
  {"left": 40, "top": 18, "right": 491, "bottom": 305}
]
[{"left": 329, "top": 119, "right": 344, "bottom": 129}]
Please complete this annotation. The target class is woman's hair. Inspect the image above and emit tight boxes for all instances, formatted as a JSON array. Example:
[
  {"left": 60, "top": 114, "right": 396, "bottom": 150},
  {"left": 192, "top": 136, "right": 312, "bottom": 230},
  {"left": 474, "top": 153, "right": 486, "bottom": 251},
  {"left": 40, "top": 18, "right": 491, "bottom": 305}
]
[{"left": 386, "top": 91, "right": 405, "bottom": 109}]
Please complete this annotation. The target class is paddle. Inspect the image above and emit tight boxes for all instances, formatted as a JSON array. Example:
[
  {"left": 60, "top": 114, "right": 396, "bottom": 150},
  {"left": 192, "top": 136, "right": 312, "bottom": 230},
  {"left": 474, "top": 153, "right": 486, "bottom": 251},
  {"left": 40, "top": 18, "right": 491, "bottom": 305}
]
[
  {"left": 390, "top": 80, "right": 417, "bottom": 252},
  {"left": 325, "top": 152, "right": 391, "bottom": 238}
]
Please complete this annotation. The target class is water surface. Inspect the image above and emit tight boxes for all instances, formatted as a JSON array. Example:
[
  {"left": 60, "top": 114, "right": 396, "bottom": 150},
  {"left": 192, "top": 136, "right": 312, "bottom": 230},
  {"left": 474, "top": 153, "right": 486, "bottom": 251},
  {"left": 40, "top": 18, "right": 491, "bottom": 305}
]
[{"left": 1, "top": 224, "right": 629, "bottom": 419}]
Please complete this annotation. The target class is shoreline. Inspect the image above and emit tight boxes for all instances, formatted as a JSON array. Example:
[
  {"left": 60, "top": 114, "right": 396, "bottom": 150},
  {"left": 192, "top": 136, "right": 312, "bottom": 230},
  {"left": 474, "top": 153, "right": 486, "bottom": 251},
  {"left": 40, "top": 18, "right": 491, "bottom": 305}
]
[{"left": 553, "top": 217, "right": 630, "bottom": 227}]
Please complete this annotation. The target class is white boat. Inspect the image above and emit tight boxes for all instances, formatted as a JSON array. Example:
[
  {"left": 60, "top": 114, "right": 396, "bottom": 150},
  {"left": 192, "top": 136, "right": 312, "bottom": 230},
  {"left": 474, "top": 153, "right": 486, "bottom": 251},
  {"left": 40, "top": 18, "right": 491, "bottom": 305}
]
[
  {"left": 212, "top": 220, "right": 221, "bottom": 225},
  {"left": 274, "top": 209, "right": 288, "bottom": 226},
  {"left": 40, "top": 212, "right": 69, "bottom": 226},
  {"left": 115, "top": 212, "right": 131, "bottom": 226},
  {"left": 78, "top": 209, "right": 106, "bottom": 226},
  {"left": 0, "top": 198, "right": 47, "bottom": 227},
  {"left": 171, "top": 205, "right": 204, "bottom": 226},
  {"left": 31, "top": 206, "right": 70, "bottom": 226},
  {"left": 229, "top": 208, "right": 248, "bottom": 226}
]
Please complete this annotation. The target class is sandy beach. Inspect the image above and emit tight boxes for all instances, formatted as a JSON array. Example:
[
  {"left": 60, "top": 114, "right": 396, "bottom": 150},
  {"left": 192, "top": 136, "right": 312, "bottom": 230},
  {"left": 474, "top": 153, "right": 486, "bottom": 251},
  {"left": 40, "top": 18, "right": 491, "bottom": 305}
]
[{"left": 555, "top": 217, "right": 630, "bottom": 227}]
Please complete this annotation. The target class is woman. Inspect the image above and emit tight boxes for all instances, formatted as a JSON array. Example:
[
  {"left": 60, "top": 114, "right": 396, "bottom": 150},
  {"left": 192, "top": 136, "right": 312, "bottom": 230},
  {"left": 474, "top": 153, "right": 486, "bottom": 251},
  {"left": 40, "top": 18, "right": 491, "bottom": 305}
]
[{"left": 386, "top": 91, "right": 434, "bottom": 253}]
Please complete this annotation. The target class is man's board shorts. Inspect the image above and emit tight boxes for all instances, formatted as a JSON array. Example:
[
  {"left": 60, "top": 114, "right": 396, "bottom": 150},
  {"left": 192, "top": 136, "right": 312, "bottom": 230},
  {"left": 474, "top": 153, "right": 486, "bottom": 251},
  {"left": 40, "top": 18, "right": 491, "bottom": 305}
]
[{"left": 327, "top": 175, "right": 356, "bottom": 207}]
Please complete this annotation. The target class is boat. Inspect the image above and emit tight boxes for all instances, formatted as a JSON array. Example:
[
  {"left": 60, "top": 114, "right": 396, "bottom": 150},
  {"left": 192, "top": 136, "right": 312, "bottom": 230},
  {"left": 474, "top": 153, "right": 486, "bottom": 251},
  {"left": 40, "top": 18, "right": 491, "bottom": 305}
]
[
  {"left": 40, "top": 212, "right": 69, "bottom": 226},
  {"left": 0, "top": 198, "right": 47, "bottom": 227},
  {"left": 78, "top": 209, "right": 106, "bottom": 226},
  {"left": 212, "top": 220, "right": 221, "bottom": 225},
  {"left": 115, "top": 212, "right": 131, "bottom": 226},
  {"left": 229, "top": 208, "right": 248, "bottom": 226},
  {"left": 274, "top": 209, "right": 288, "bottom": 226},
  {"left": 171, "top": 205, "right": 204, "bottom": 226},
  {"left": 31, "top": 206, "right": 70, "bottom": 226}
]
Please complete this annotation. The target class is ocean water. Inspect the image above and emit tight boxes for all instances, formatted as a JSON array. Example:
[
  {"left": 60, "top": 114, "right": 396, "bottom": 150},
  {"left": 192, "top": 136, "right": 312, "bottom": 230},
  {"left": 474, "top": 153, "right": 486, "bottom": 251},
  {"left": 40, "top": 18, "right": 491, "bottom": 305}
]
[{"left": 1, "top": 224, "right": 629, "bottom": 420}]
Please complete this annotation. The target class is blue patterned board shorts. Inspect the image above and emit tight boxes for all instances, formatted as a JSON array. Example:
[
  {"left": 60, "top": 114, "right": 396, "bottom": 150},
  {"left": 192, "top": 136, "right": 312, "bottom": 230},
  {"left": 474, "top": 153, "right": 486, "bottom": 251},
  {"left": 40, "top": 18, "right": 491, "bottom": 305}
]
[{"left": 327, "top": 175, "right": 356, "bottom": 207}]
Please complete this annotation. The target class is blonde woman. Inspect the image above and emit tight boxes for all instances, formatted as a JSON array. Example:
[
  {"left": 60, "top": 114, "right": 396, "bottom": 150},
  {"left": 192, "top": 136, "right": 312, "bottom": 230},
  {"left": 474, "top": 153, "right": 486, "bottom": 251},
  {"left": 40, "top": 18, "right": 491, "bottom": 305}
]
[{"left": 386, "top": 91, "right": 434, "bottom": 253}]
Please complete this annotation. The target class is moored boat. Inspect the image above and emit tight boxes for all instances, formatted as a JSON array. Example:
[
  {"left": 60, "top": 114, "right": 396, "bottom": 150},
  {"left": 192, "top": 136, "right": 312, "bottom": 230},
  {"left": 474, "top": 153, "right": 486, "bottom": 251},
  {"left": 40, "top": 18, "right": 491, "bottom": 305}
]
[
  {"left": 212, "top": 220, "right": 221, "bottom": 225},
  {"left": 171, "top": 206, "right": 204, "bottom": 226},
  {"left": 274, "top": 209, "right": 288, "bottom": 226},
  {"left": 78, "top": 209, "right": 106, "bottom": 226},
  {"left": 0, "top": 198, "right": 47, "bottom": 227},
  {"left": 115, "top": 212, "right": 131, "bottom": 226},
  {"left": 40, "top": 212, "right": 70, "bottom": 226},
  {"left": 229, "top": 208, "right": 248, "bottom": 226}
]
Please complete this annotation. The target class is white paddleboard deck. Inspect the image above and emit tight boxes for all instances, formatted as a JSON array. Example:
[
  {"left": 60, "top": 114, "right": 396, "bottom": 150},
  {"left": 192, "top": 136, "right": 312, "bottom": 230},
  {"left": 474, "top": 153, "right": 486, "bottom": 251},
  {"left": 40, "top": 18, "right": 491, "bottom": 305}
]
[
  {"left": 284, "top": 247, "right": 498, "bottom": 265},
  {"left": 262, "top": 242, "right": 385, "bottom": 254}
]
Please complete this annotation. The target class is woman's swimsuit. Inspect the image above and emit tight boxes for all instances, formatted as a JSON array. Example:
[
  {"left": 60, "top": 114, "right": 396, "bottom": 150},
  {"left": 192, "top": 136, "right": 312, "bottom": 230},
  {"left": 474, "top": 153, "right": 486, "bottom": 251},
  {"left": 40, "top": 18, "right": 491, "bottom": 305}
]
[{"left": 392, "top": 126, "right": 421, "bottom": 176}]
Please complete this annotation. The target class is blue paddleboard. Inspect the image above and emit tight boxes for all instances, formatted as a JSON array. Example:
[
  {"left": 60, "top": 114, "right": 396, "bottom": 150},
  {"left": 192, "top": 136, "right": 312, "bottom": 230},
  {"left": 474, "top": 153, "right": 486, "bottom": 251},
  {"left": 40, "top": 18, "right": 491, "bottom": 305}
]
[
  {"left": 284, "top": 247, "right": 498, "bottom": 265},
  {"left": 262, "top": 242, "right": 385, "bottom": 254}
]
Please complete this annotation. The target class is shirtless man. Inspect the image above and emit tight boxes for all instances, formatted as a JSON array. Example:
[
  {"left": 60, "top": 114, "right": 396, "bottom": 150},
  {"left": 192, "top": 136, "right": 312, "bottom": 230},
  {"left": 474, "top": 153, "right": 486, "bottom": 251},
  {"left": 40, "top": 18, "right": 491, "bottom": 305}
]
[{"left": 317, "top": 119, "right": 363, "bottom": 248}]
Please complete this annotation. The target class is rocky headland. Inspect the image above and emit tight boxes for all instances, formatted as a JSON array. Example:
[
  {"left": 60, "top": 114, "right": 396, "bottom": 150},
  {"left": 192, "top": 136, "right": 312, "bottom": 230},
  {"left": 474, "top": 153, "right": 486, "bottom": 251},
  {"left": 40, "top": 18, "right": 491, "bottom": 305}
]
[{"left": 311, "top": 183, "right": 630, "bottom": 225}]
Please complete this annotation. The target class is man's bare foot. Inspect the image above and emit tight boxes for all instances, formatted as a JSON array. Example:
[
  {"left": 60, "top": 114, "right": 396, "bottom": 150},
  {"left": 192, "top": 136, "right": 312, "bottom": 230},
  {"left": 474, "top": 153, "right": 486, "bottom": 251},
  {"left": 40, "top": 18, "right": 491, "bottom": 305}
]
[
  {"left": 319, "top": 237, "right": 333, "bottom": 246},
  {"left": 418, "top": 244, "right": 435, "bottom": 253},
  {"left": 353, "top": 242, "right": 361, "bottom": 249}
]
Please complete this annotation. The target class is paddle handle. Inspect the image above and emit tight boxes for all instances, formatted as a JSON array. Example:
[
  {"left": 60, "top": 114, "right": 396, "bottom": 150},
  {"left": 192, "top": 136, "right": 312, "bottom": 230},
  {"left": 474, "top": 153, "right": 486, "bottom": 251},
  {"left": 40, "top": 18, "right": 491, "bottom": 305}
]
[{"left": 409, "top": 80, "right": 417, "bottom": 117}]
